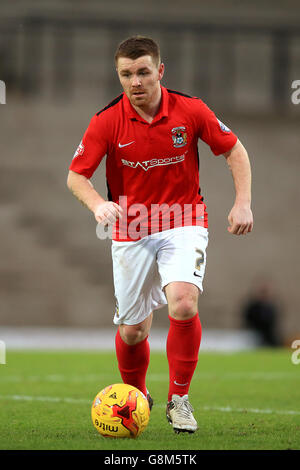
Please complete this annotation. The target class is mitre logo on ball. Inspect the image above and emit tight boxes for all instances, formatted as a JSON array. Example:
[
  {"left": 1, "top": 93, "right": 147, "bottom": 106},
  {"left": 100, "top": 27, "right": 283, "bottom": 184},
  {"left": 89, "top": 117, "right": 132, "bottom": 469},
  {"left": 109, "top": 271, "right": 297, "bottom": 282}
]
[{"left": 91, "top": 383, "right": 150, "bottom": 438}]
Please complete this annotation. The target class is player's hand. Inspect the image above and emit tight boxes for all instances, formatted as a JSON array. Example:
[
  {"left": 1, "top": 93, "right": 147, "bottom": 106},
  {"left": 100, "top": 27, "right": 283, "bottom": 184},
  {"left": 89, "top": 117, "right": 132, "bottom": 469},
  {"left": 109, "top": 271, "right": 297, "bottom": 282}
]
[
  {"left": 227, "top": 203, "right": 253, "bottom": 235},
  {"left": 94, "top": 201, "right": 123, "bottom": 226}
]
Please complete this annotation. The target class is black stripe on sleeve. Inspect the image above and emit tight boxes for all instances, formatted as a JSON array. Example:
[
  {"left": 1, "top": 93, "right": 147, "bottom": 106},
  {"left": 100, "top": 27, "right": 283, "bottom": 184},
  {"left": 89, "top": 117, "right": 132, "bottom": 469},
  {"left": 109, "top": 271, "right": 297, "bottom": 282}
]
[
  {"left": 96, "top": 93, "right": 124, "bottom": 116},
  {"left": 167, "top": 88, "right": 196, "bottom": 99}
]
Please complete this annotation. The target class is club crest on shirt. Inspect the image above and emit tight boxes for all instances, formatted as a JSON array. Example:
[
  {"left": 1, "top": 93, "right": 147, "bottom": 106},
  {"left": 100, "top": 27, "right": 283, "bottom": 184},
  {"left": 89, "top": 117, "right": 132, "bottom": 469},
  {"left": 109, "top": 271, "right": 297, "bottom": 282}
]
[
  {"left": 171, "top": 126, "right": 187, "bottom": 148},
  {"left": 73, "top": 140, "right": 85, "bottom": 159}
]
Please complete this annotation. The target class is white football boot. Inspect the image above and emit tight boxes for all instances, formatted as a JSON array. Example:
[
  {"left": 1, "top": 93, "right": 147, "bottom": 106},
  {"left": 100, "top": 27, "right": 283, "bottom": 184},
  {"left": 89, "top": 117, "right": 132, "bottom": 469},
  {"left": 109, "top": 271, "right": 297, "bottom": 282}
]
[{"left": 166, "top": 394, "right": 198, "bottom": 434}]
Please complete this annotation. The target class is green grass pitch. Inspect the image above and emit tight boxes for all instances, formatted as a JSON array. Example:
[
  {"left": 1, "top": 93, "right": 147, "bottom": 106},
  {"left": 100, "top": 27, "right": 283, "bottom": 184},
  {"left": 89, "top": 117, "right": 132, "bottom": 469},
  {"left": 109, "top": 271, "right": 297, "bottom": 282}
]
[{"left": 0, "top": 349, "right": 299, "bottom": 450}]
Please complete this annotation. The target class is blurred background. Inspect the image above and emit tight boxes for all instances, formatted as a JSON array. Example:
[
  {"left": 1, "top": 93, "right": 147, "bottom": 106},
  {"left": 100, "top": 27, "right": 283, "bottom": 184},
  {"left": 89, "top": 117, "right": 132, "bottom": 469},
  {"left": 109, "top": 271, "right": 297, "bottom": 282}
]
[{"left": 1, "top": 0, "right": 300, "bottom": 351}]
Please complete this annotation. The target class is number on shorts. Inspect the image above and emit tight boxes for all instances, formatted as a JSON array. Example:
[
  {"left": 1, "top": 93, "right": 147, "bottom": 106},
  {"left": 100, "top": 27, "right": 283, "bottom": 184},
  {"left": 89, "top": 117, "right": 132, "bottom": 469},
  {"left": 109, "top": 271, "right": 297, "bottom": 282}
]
[{"left": 195, "top": 248, "right": 204, "bottom": 271}]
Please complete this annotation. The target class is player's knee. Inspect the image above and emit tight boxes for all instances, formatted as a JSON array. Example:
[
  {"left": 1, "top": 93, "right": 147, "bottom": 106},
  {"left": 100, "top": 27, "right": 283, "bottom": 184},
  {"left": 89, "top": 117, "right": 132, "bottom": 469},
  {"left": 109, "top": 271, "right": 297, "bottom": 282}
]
[
  {"left": 169, "top": 296, "right": 198, "bottom": 320},
  {"left": 119, "top": 324, "right": 147, "bottom": 345}
]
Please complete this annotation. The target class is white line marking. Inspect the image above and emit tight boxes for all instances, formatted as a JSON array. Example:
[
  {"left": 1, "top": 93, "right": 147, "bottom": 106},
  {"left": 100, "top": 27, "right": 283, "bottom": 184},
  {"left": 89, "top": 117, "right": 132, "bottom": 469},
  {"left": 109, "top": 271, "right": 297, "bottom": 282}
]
[
  {"left": 0, "top": 394, "right": 299, "bottom": 416},
  {"left": 0, "top": 371, "right": 298, "bottom": 383},
  {"left": 0, "top": 394, "right": 90, "bottom": 404},
  {"left": 201, "top": 405, "right": 300, "bottom": 416}
]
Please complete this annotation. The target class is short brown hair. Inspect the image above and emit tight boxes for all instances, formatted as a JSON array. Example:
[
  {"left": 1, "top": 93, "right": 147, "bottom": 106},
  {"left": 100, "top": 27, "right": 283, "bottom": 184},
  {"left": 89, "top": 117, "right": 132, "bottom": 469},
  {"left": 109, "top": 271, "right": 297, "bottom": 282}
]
[{"left": 114, "top": 35, "right": 161, "bottom": 67}]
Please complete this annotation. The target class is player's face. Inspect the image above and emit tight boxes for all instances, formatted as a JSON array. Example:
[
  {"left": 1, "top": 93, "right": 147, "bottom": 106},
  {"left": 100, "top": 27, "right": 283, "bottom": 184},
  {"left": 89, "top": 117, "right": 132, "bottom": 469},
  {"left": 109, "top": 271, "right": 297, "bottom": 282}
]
[{"left": 116, "top": 55, "right": 164, "bottom": 109}]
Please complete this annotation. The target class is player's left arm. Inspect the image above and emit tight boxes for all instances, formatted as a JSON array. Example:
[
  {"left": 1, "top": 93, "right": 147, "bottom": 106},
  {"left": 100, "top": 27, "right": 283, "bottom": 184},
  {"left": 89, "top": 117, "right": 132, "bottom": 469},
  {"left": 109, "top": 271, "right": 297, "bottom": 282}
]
[{"left": 223, "top": 139, "right": 253, "bottom": 235}]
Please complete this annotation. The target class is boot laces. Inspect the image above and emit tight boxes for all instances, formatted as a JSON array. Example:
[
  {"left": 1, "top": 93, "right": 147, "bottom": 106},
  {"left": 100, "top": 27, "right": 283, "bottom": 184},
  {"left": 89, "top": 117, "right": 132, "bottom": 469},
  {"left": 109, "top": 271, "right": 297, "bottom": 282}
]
[{"left": 175, "top": 397, "right": 194, "bottom": 419}]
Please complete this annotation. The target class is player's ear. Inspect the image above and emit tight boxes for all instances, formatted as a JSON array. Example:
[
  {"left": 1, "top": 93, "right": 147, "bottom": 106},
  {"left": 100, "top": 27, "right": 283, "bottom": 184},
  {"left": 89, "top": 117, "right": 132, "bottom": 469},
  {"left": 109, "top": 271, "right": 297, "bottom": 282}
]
[{"left": 158, "top": 62, "right": 165, "bottom": 81}]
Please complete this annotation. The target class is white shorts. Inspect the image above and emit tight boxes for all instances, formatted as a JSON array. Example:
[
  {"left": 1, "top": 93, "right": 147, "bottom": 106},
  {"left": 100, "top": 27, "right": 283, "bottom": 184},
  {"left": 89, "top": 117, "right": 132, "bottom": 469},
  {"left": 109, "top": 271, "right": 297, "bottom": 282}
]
[{"left": 111, "top": 226, "right": 209, "bottom": 325}]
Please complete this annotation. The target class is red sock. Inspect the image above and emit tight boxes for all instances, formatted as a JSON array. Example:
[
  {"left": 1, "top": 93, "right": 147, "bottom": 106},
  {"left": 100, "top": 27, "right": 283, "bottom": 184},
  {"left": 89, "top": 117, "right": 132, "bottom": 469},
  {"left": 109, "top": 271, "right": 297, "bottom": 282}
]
[
  {"left": 115, "top": 329, "right": 150, "bottom": 396},
  {"left": 166, "top": 314, "right": 202, "bottom": 401}
]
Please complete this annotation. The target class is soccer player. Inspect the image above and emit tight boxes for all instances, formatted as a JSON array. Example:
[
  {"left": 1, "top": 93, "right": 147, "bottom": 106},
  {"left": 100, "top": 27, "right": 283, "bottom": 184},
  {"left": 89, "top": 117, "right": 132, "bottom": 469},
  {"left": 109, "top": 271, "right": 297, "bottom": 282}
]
[{"left": 67, "top": 36, "right": 253, "bottom": 434}]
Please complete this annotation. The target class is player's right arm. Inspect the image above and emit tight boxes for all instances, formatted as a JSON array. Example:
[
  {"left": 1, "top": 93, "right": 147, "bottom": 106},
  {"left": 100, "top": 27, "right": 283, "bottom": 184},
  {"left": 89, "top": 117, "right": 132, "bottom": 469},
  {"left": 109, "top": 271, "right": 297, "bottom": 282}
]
[
  {"left": 67, "top": 113, "right": 122, "bottom": 226},
  {"left": 67, "top": 171, "right": 122, "bottom": 225}
]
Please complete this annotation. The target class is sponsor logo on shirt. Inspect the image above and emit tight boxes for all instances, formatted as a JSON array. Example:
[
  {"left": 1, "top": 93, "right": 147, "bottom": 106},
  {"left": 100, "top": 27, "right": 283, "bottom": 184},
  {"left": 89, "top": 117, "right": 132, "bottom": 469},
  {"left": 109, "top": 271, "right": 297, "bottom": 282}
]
[
  {"left": 171, "top": 126, "right": 187, "bottom": 148},
  {"left": 217, "top": 119, "right": 231, "bottom": 133},
  {"left": 73, "top": 140, "right": 85, "bottom": 159},
  {"left": 118, "top": 141, "right": 135, "bottom": 148},
  {"left": 121, "top": 153, "right": 186, "bottom": 172}
]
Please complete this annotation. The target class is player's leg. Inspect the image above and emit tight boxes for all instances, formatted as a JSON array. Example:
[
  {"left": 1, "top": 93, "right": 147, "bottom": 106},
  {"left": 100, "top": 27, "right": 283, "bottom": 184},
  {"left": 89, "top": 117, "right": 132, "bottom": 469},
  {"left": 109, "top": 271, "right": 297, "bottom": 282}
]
[
  {"left": 115, "top": 313, "right": 153, "bottom": 399},
  {"left": 165, "top": 281, "right": 201, "bottom": 398},
  {"left": 118, "top": 312, "right": 153, "bottom": 345},
  {"left": 156, "top": 226, "right": 208, "bottom": 432},
  {"left": 164, "top": 282, "right": 202, "bottom": 433},
  {"left": 111, "top": 236, "right": 166, "bottom": 405}
]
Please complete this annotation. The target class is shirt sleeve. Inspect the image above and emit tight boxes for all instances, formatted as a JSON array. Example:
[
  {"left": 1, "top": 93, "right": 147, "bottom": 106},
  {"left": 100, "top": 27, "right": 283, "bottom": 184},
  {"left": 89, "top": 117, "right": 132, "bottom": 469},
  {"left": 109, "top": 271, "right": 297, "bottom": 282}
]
[
  {"left": 69, "top": 113, "right": 108, "bottom": 179},
  {"left": 193, "top": 99, "right": 238, "bottom": 155}
]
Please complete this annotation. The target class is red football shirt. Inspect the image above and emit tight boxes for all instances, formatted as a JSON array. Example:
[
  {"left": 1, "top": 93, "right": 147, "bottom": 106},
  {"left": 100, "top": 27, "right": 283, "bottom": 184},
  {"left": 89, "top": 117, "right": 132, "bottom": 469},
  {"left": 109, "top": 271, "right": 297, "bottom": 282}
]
[{"left": 69, "top": 86, "right": 237, "bottom": 241}]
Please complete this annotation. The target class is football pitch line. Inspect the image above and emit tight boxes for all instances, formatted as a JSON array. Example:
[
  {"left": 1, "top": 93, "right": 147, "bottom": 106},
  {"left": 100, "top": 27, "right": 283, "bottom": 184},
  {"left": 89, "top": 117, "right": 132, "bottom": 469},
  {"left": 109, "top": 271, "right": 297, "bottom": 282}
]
[
  {"left": 0, "top": 371, "right": 298, "bottom": 383},
  {"left": 0, "top": 394, "right": 299, "bottom": 416}
]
